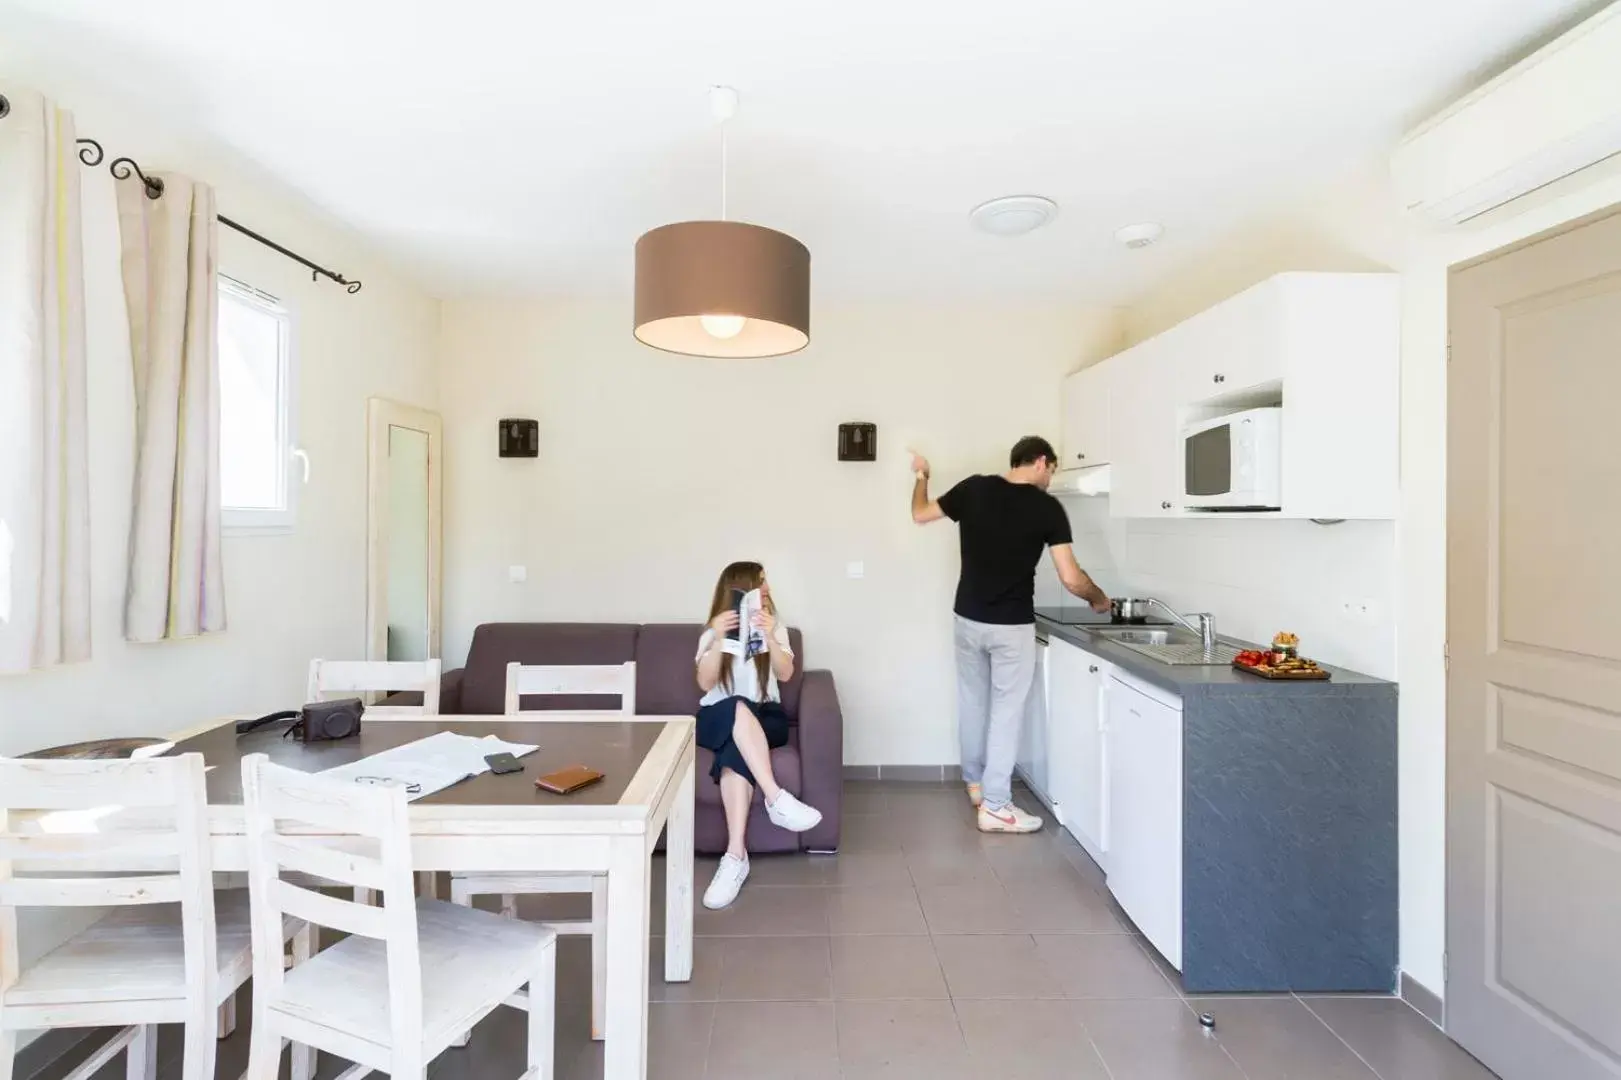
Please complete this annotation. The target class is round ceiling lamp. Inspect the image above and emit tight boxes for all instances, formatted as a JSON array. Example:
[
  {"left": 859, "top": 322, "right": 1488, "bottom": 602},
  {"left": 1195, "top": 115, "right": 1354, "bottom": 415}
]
[
  {"left": 969, "top": 195, "right": 1059, "bottom": 236},
  {"left": 634, "top": 87, "right": 811, "bottom": 358}
]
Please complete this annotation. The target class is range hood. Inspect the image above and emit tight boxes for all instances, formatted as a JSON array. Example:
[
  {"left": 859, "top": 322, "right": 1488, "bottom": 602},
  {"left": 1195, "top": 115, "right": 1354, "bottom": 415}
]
[{"left": 1051, "top": 463, "right": 1111, "bottom": 497}]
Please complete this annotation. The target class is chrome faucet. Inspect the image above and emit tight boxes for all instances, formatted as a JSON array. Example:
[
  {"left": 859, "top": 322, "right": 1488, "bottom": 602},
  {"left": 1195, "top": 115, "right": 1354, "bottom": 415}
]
[{"left": 1145, "top": 599, "right": 1218, "bottom": 655}]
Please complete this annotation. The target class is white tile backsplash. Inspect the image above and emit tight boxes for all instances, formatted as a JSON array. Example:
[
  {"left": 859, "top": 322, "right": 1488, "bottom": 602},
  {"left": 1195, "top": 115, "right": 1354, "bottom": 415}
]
[{"left": 1038, "top": 496, "right": 1396, "bottom": 678}]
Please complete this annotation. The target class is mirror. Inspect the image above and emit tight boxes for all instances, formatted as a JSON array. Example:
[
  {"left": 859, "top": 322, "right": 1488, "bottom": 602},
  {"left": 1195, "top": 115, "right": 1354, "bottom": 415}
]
[{"left": 367, "top": 399, "right": 442, "bottom": 662}]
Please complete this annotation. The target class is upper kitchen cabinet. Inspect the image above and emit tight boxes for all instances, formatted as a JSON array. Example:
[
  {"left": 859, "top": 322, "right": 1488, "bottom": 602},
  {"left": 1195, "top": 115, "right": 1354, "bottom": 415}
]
[
  {"left": 1060, "top": 360, "right": 1112, "bottom": 468},
  {"left": 1105, "top": 271, "right": 1401, "bottom": 520}
]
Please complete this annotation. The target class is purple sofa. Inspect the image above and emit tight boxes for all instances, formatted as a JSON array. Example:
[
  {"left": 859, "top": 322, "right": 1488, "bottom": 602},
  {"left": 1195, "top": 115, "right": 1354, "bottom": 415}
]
[{"left": 436, "top": 623, "right": 842, "bottom": 855}]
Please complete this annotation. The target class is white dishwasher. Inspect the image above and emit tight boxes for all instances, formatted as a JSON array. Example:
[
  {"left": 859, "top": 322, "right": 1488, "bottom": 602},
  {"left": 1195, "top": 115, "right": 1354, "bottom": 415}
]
[
  {"left": 1105, "top": 670, "right": 1183, "bottom": 971},
  {"left": 1015, "top": 633, "right": 1051, "bottom": 807}
]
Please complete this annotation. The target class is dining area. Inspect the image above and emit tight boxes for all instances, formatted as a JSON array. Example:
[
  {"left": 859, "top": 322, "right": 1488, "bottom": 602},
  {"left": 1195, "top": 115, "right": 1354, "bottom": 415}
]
[{"left": 0, "top": 661, "right": 698, "bottom": 1080}]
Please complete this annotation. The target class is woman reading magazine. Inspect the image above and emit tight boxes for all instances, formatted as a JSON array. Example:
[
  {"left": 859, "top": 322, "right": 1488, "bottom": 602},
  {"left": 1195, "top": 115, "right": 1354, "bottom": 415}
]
[{"left": 693, "top": 561, "right": 822, "bottom": 909}]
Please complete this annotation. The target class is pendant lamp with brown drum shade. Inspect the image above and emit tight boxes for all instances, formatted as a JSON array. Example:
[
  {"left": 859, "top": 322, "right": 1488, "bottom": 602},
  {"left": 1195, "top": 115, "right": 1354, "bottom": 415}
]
[{"left": 633, "top": 87, "right": 811, "bottom": 358}]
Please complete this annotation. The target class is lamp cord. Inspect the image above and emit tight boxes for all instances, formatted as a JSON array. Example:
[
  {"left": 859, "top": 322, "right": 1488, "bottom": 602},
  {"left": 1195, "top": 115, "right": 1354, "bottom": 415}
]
[{"left": 720, "top": 123, "right": 729, "bottom": 222}]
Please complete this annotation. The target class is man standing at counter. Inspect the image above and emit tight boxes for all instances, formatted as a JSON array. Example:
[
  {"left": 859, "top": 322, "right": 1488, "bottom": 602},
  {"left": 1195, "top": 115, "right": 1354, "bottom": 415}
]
[{"left": 911, "top": 436, "right": 1111, "bottom": 833}]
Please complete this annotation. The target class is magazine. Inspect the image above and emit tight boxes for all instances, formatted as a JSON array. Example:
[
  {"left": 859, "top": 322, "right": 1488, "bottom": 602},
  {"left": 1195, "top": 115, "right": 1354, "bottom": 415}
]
[{"left": 723, "top": 587, "right": 768, "bottom": 658}]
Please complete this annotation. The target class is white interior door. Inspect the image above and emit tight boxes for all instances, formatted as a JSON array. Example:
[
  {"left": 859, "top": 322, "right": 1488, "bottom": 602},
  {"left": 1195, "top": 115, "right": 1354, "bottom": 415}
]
[{"left": 1446, "top": 206, "right": 1621, "bottom": 1080}]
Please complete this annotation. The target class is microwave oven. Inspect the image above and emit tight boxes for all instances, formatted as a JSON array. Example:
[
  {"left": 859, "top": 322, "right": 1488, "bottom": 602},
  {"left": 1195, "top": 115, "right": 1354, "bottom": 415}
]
[{"left": 1182, "top": 406, "right": 1283, "bottom": 510}]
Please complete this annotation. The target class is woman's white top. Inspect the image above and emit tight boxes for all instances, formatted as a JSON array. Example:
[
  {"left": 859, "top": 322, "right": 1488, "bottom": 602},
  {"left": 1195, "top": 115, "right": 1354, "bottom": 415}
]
[{"left": 696, "top": 623, "right": 793, "bottom": 706}]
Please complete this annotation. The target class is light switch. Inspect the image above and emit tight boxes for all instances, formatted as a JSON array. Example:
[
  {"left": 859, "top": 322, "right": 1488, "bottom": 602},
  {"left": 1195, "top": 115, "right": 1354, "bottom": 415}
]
[
  {"left": 508, "top": 565, "right": 528, "bottom": 584},
  {"left": 846, "top": 561, "right": 865, "bottom": 580}
]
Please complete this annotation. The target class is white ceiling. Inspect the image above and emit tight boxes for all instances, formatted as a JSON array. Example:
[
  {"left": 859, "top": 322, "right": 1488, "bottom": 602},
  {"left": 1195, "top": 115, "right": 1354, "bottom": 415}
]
[{"left": 0, "top": 0, "right": 1604, "bottom": 302}]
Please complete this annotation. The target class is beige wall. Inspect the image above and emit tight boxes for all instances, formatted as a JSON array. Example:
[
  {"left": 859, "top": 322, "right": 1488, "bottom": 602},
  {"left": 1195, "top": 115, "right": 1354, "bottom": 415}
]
[
  {"left": 0, "top": 78, "right": 441, "bottom": 1046},
  {"left": 1115, "top": 156, "right": 1621, "bottom": 997},
  {"left": 439, "top": 298, "right": 1123, "bottom": 765}
]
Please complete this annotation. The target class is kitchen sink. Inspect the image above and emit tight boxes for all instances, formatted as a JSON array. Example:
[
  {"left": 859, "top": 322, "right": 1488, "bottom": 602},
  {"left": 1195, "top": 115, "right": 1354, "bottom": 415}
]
[{"left": 1090, "top": 626, "right": 1241, "bottom": 666}]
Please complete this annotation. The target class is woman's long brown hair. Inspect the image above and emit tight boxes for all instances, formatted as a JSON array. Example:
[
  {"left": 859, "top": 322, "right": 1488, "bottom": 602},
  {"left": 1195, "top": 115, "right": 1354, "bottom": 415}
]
[{"left": 705, "top": 561, "right": 777, "bottom": 694}]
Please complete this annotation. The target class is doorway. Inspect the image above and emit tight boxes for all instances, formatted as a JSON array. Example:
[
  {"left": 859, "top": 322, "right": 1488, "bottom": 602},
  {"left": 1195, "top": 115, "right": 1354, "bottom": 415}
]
[{"left": 1446, "top": 206, "right": 1621, "bottom": 1078}]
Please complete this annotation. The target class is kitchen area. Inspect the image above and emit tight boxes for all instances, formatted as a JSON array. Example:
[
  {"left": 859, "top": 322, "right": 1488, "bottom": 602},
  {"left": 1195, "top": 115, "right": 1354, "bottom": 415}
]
[{"left": 1018, "top": 271, "right": 1401, "bottom": 995}]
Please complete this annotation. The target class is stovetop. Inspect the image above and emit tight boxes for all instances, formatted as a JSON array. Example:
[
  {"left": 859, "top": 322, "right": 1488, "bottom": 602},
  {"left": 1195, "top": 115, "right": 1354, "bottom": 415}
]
[{"left": 1034, "top": 607, "right": 1170, "bottom": 628}]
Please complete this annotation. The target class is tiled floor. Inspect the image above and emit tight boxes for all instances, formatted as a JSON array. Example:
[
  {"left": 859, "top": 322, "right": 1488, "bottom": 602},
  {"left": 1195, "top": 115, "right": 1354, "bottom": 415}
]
[{"left": 44, "top": 781, "right": 1501, "bottom": 1080}]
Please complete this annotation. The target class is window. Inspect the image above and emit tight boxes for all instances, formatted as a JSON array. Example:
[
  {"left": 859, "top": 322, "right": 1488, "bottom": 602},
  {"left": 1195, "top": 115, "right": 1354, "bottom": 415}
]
[{"left": 219, "top": 277, "right": 296, "bottom": 532}]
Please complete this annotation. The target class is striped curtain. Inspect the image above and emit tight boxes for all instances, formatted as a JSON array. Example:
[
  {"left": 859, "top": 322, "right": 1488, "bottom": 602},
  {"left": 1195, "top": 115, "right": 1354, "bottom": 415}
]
[
  {"left": 116, "top": 173, "right": 227, "bottom": 641},
  {"left": 0, "top": 90, "right": 93, "bottom": 674}
]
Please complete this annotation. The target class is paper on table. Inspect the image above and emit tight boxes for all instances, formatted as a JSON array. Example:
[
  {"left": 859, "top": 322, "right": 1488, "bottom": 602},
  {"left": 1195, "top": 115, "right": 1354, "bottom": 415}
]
[{"left": 320, "top": 731, "right": 539, "bottom": 802}]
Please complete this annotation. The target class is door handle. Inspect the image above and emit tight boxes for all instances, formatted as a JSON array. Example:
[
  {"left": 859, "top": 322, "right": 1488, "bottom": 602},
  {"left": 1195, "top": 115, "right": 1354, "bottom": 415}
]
[
  {"left": 1160, "top": 501, "right": 1172, "bottom": 510},
  {"left": 1088, "top": 665, "right": 1099, "bottom": 673}
]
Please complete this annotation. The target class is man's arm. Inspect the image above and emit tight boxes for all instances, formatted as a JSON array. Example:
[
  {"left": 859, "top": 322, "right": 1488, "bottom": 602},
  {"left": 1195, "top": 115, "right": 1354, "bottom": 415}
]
[
  {"left": 910, "top": 452, "right": 946, "bottom": 524},
  {"left": 1050, "top": 544, "right": 1111, "bottom": 613}
]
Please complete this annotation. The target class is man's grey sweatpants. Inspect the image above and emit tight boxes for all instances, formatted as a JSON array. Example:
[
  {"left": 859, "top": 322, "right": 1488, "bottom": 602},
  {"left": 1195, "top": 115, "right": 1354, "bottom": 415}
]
[{"left": 954, "top": 615, "right": 1037, "bottom": 812}]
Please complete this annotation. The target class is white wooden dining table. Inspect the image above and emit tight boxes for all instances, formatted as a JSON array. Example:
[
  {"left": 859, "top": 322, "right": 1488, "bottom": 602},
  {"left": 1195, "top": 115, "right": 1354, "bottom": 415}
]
[{"left": 47, "top": 712, "right": 697, "bottom": 1080}]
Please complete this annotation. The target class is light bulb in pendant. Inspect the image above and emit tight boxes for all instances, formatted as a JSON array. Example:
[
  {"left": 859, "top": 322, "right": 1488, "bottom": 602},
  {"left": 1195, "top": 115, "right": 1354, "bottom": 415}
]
[{"left": 700, "top": 314, "right": 745, "bottom": 339}]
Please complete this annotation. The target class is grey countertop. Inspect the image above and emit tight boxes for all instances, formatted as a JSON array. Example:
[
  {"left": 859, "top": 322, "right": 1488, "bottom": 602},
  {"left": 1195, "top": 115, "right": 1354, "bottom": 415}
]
[{"left": 1034, "top": 610, "right": 1393, "bottom": 697}]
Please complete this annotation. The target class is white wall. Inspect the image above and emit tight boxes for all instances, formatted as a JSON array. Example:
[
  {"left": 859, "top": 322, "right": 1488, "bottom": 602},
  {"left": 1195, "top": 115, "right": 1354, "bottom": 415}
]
[
  {"left": 0, "top": 77, "right": 440, "bottom": 1044},
  {"left": 1109, "top": 156, "right": 1621, "bottom": 997},
  {"left": 1041, "top": 498, "right": 1396, "bottom": 678},
  {"left": 439, "top": 299, "right": 1122, "bottom": 766}
]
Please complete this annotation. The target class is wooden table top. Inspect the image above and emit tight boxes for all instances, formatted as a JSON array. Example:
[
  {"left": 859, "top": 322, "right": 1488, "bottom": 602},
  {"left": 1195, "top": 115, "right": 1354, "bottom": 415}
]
[{"left": 172, "top": 717, "right": 672, "bottom": 809}]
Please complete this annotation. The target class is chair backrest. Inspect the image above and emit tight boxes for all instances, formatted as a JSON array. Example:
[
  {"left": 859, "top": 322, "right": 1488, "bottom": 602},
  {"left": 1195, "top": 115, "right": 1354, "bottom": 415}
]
[
  {"left": 504, "top": 661, "right": 637, "bottom": 716},
  {"left": 240, "top": 753, "right": 421, "bottom": 1049},
  {"left": 308, "top": 659, "right": 441, "bottom": 715},
  {"left": 0, "top": 755, "right": 216, "bottom": 1008}
]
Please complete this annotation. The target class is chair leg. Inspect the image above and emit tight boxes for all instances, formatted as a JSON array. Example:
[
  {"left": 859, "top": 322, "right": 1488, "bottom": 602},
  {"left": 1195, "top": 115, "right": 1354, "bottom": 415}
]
[
  {"left": 449, "top": 880, "right": 476, "bottom": 1047},
  {"left": 354, "top": 887, "right": 375, "bottom": 906},
  {"left": 0, "top": 1028, "right": 15, "bottom": 1080},
  {"left": 590, "top": 877, "right": 608, "bottom": 1041},
  {"left": 527, "top": 938, "right": 556, "bottom": 1080},
  {"left": 289, "top": 927, "right": 316, "bottom": 1080},
  {"left": 416, "top": 870, "right": 438, "bottom": 899},
  {"left": 216, "top": 991, "right": 238, "bottom": 1039},
  {"left": 244, "top": 1022, "right": 280, "bottom": 1080},
  {"left": 127, "top": 1026, "right": 157, "bottom": 1080},
  {"left": 501, "top": 892, "right": 518, "bottom": 919},
  {"left": 179, "top": 1013, "right": 216, "bottom": 1080}
]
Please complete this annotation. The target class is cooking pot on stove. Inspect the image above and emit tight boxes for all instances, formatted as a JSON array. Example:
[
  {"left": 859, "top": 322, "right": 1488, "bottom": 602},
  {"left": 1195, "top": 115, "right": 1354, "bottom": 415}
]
[{"left": 1110, "top": 598, "right": 1152, "bottom": 623}]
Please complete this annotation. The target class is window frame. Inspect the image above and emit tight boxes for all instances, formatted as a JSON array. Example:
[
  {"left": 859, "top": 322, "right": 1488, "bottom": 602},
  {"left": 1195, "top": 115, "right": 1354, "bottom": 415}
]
[{"left": 218, "top": 275, "right": 299, "bottom": 535}]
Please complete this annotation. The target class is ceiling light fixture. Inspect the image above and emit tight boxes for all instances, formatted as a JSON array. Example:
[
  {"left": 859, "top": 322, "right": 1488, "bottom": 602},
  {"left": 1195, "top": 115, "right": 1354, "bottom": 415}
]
[
  {"left": 633, "top": 86, "right": 811, "bottom": 358},
  {"left": 969, "top": 195, "right": 1059, "bottom": 237},
  {"left": 1115, "top": 222, "right": 1165, "bottom": 249}
]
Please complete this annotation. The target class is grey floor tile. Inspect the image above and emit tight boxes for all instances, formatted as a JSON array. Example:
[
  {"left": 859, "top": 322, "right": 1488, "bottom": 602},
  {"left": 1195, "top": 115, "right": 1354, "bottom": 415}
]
[
  {"left": 651, "top": 936, "right": 724, "bottom": 1002},
  {"left": 1301, "top": 996, "right": 1503, "bottom": 1080},
  {"left": 825, "top": 886, "right": 928, "bottom": 935},
  {"left": 933, "top": 933, "right": 1067, "bottom": 999},
  {"left": 1004, "top": 880, "right": 1129, "bottom": 932},
  {"left": 746, "top": 853, "right": 836, "bottom": 887},
  {"left": 834, "top": 999, "right": 971, "bottom": 1079},
  {"left": 831, "top": 935, "right": 949, "bottom": 999},
  {"left": 1191, "top": 997, "right": 1379, "bottom": 1079},
  {"left": 916, "top": 880, "right": 1022, "bottom": 934},
  {"left": 842, "top": 788, "right": 890, "bottom": 815},
  {"left": 696, "top": 885, "right": 830, "bottom": 937},
  {"left": 839, "top": 814, "right": 909, "bottom": 855},
  {"left": 716, "top": 936, "right": 832, "bottom": 1001},
  {"left": 954, "top": 998, "right": 1112, "bottom": 1079},
  {"left": 1035, "top": 933, "right": 1182, "bottom": 999},
  {"left": 905, "top": 847, "right": 998, "bottom": 886},
  {"left": 705, "top": 1001, "right": 839, "bottom": 1079},
  {"left": 1077, "top": 999, "right": 1248, "bottom": 1079},
  {"left": 819, "top": 852, "right": 916, "bottom": 888}
]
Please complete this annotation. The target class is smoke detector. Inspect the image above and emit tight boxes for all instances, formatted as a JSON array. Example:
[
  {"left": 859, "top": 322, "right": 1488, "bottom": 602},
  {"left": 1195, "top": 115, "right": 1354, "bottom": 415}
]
[
  {"left": 1115, "top": 222, "right": 1164, "bottom": 249},
  {"left": 970, "top": 195, "right": 1059, "bottom": 237}
]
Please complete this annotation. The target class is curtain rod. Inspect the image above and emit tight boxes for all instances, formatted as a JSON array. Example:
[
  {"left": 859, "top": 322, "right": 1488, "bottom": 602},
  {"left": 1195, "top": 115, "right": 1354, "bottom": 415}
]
[{"left": 0, "top": 91, "right": 362, "bottom": 294}]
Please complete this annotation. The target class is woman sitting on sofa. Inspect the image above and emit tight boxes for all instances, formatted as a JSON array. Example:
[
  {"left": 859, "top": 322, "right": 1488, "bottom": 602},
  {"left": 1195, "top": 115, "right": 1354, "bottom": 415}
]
[{"left": 695, "top": 561, "right": 823, "bottom": 909}]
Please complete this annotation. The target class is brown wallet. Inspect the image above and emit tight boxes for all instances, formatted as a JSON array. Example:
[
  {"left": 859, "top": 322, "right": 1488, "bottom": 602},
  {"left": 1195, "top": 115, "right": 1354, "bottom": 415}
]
[{"left": 535, "top": 764, "right": 605, "bottom": 795}]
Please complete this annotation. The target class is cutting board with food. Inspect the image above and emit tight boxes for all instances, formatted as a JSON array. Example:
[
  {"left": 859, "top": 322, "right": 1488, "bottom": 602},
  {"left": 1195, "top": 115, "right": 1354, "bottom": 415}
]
[{"left": 1233, "top": 633, "right": 1331, "bottom": 680}]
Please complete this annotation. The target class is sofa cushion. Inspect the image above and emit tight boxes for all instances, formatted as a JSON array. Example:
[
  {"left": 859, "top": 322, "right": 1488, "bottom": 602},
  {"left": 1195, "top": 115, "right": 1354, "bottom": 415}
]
[
  {"left": 694, "top": 744, "right": 802, "bottom": 806},
  {"left": 461, "top": 623, "right": 640, "bottom": 714},
  {"left": 635, "top": 623, "right": 805, "bottom": 717}
]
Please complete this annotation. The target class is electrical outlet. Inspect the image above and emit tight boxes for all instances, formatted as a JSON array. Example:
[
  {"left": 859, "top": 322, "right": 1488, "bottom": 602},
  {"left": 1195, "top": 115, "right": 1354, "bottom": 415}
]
[
  {"left": 846, "top": 561, "right": 865, "bottom": 580},
  {"left": 1343, "top": 598, "right": 1380, "bottom": 623},
  {"left": 509, "top": 565, "right": 528, "bottom": 584}
]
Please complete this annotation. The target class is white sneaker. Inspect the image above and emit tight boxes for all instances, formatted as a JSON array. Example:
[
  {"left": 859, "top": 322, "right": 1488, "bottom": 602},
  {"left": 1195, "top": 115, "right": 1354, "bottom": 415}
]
[
  {"left": 977, "top": 803, "right": 1044, "bottom": 834},
  {"left": 766, "top": 790, "right": 823, "bottom": 833},
  {"left": 703, "top": 853, "right": 750, "bottom": 910}
]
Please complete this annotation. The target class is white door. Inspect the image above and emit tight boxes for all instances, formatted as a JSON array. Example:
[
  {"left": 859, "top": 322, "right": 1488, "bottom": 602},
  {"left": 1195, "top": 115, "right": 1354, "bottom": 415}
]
[
  {"left": 1109, "top": 338, "right": 1183, "bottom": 518},
  {"left": 1047, "top": 639, "right": 1109, "bottom": 863},
  {"left": 1017, "top": 640, "right": 1050, "bottom": 803},
  {"left": 1447, "top": 207, "right": 1621, "bottom": 1079},
  {"left": 1106, "top": 674, "right": 1183, "bottom": 969},
  {"left": 1061, "top": 361, "right": 1112, "bottom": 468}
]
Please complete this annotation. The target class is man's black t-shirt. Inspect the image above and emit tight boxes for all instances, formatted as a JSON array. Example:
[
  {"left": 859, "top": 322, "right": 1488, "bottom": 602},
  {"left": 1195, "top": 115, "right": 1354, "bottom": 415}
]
[{"left": 937, "top": 474, "right": 1072, "bottom": 625}]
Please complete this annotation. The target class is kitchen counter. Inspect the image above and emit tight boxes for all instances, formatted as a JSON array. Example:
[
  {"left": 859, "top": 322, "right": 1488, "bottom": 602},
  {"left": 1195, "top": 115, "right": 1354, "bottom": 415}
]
[
  {"left": 1034, "top": 607, "right": 1397, "bottom": 995},
  {"left": 1036, "top": 610, "right": 1393, "bottom": 695}
]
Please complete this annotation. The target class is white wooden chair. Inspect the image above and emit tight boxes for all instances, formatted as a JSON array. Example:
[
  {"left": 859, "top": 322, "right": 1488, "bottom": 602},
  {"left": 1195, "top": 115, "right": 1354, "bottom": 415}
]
[
  {"left": 0, "top": 754, "right": 311, "bottom": 1080},
  {"left": 448, "top": 661, "right": 635, "bottom": 1045},
  {"left": 308, "top": 658, "right": 442, "bottom": 716},
  {"left": 241, "top": 753, "right": 556, "bottom": 1080}
]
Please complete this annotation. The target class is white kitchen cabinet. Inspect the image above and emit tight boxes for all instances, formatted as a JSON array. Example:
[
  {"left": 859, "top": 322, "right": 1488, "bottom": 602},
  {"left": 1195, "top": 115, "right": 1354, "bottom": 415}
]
[
  {"left": 1044, "top": 636, "right": 1109, "bottom": 866},
  {"left": 1107, "top": 336, "right": 1184, "bottom": 518},
  {"left": 1106, "top": 672, "right": 1183, "bottom": 971},
  {"left": 1015, "top": 638, "right": 1052, "bottom": 807},
  {"left": 1060, "top": 360, "right": 1112, "bottom": 468},
  {"left": 1163, "top": 278, "right": 1283, "bottom": 403}
]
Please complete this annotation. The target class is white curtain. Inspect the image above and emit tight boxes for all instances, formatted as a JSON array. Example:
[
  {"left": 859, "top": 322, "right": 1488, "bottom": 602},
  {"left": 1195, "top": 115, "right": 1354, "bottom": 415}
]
[
  {"left": 0, "top": 90, "right": 93, "bottom": 674},
  {"left": 117, "top": 172, "right": 226, "bottom": 642}
]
